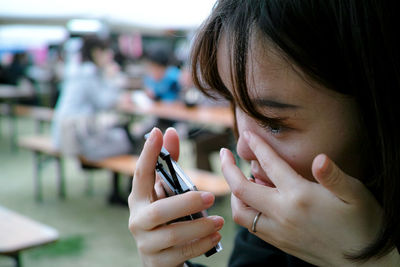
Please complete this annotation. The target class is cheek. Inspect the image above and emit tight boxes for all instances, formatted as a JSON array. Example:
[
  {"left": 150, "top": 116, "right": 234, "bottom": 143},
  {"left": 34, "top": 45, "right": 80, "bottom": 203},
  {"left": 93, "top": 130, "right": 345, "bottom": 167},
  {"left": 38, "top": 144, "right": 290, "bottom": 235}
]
[
  {"left": 235, "top": 111, "right": 316, "bottom": 180},
  {"left": 277, "top": 144, "right": 316, "bottom": 181}
]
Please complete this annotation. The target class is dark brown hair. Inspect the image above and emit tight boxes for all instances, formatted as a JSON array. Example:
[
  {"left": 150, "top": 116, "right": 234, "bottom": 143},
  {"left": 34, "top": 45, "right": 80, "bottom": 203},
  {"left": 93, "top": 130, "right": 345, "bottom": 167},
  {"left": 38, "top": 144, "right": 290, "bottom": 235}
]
[
  {"left": 191, "top": 0, "right": 400, "bottom": 261},
  {"left": 81, "top": 36, "right": 110, "bottom": 63}
]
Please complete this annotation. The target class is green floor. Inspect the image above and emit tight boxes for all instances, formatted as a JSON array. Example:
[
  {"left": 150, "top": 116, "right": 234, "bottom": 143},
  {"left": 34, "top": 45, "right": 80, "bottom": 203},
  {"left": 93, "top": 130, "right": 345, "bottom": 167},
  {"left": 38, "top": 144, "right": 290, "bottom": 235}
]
[{"left": 0, "top": 116, "right": 238, "bottom": 267}]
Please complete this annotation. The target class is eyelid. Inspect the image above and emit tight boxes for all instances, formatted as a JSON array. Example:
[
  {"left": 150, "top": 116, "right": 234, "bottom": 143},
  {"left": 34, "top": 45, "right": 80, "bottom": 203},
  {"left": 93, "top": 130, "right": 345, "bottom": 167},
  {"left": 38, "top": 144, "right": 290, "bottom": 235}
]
[
  {"left": 258, "top": 116, "right": 290, "bottom": 127},
  {"left": 256, "top": 117, "right": 293, "bottom": 134}
]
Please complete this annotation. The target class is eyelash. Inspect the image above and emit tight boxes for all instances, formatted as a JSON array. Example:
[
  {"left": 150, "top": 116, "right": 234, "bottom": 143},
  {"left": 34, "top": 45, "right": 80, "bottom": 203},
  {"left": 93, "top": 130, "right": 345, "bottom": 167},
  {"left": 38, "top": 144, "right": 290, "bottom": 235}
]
[{"left": 258, "top": 120, "right": 289, "bottom": 135}]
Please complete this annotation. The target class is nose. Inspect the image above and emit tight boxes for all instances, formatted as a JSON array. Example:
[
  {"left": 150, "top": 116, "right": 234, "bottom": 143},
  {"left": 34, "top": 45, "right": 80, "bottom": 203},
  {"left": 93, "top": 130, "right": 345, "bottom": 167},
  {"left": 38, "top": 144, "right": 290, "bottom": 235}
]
[
  {"left": 236, "top": 131, "right": 256, "bottom": 161},
  {"left": 235, "top": 108, "right": 257, "bottom": 161}
]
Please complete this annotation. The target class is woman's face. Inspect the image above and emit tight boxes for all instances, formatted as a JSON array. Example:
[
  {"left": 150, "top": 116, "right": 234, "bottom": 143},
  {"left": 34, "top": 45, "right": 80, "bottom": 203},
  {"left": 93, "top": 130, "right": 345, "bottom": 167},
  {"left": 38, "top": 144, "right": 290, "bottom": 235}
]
[
  {"left": 92, "top": 48, "right": 113, "bottom": 68},
  {"left": 217, "top": 35, "right": 362, "bottom": 185}
]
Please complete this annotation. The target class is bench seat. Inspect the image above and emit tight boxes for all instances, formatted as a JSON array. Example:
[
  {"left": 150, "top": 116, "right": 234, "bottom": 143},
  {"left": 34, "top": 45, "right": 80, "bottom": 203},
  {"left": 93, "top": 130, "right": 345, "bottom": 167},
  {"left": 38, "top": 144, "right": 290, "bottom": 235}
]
[
  {"left": 19, "top": 135, "right": 230, "bottom": 202},
  {"left": 18, "top": 135, "right": 59, "bottom": 157}
]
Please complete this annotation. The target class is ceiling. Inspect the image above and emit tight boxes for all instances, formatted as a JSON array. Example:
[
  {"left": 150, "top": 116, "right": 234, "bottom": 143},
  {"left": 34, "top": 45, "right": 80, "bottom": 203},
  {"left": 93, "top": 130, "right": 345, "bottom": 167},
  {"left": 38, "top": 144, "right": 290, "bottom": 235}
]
[{"left": 0, "top": 0, "right": 217, "bottom": 31}]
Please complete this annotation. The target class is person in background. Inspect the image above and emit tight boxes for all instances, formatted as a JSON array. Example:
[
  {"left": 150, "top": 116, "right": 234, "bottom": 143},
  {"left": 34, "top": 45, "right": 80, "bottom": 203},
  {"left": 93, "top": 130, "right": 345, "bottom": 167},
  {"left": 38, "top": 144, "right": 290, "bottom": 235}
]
[
  {"left": 143, "top": 47, "right": 181, "bottom": 102},
  {"left": 128, "top": 0, "right": 400, "bottom": 266},
  {"left": 2, "top": 52, "right": 31, "bottom": 86},
  {"left": 130, "top": 47, "right": 182, "bottom": 140},
  {"left": 52, "top": 36, "right": 131, "bottom": 160}
]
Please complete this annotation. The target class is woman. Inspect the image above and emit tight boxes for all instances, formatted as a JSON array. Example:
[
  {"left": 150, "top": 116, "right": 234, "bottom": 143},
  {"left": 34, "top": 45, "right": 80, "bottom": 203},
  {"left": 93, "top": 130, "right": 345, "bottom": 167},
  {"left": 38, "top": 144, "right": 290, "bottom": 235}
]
[
  {"left": 128, "top": 1, "right": 400, "bottom": 266},
  {"left": 52, "top": 36, "right": 131, "bottom": 160}
]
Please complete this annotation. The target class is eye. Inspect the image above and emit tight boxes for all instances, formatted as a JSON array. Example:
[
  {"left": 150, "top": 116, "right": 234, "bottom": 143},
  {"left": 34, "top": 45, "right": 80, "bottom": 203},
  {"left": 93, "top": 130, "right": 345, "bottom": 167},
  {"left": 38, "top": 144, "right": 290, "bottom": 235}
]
[
  {"left": 257, "top": 120, "right": 288, "bottom": 135},
  {"left": 268, "top": 124, "right": 283, "bottom": 134}
]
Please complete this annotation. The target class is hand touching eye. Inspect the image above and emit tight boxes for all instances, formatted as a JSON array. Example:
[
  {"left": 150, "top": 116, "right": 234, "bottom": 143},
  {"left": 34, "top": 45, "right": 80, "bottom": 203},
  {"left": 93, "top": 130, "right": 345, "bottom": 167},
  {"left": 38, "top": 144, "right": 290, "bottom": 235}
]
[{"left": 220, "top": 130, "right": 390, "bottom": 266}]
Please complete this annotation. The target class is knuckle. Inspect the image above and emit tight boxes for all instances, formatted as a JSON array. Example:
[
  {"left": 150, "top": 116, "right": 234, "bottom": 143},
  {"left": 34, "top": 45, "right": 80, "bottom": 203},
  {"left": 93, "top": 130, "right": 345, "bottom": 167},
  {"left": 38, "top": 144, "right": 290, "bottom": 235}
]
[
  {"left": 136, "top": 240, "right": 148, "bottom": 254},
  {"left": 231, "top": 180, "right": 247, "bottom": 199},
  {"left": 325, "top": 165, "right": 341, "bottom": 187},
  {"left": 127, "top": 193, "right": 134, "bottom": 208},
  {"left": 289, "top": 190, "right": 310, "bottom": 211},
  {"left": 165, "top": 228, "right": 180, "bottom": 246},
  {"left": 134, "top": 167, "right": 145, "bottom": 179},
  {"left": 232, "top": 210, "right": 246, "bottom": 226},
  {"left": 128, "top": 214, "right": 141, "bottom": 234},
  {"left": 147, "top": 204, "right": 162, "bottom": 226},
  {"left": 128, "top": 218, "right": 136, "bottom": 234},
  {"left": 187, "top": 191, "right": 206, "bottom": 210},
  {"left": 278, "top": 191, "right": 309, "bottom": 227},
  {"left": 136, "top": 237, "right": 157, "bottom": 256},
  {"left": 186, "top": 190, "right": 201, "bottom": 203},
  {"left": 181, "top": 242, "right": 196, "bottom": 259}
]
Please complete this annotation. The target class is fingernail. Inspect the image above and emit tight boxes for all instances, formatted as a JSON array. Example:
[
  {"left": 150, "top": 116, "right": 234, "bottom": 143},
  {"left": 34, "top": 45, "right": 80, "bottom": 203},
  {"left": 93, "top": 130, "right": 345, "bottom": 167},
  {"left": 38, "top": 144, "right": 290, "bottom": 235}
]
[
  {"left": 166, "top": 127, "right": 175, "bottom": 133},
  {"left": 219, "top": 148, "right": 226, "bottom": 159},
  {"left": 210, "top": 216, "right": 224, "bottom": 230},
  {"left": 201, "top": 192, "right": 214, "bottom": 205},
  {"left": 318, "top": 154, "right": 330, "bottom": 174},
  {"left": 211, "top": 232, "right": 221, "bottom": 243},
  {"left": 147, "top": 127, "right": 157, "bottom": 143}
]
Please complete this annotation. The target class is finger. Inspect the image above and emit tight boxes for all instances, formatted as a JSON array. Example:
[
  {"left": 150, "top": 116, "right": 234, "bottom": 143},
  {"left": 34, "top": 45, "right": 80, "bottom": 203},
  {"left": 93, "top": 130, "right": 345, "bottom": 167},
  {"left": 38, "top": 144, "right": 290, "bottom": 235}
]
[
  {"left": 220, "top": 148, "right": 278, "bottom": 213},
  {"left": 142, "top": 216, "right": 224, "bottom": 253},
  {"left": 230, "top": 193, "right": 257, "bottom": 229},
  {"left": 154, "top": 176, "right": 167, "bottom": 199},
  {"left": 156, "top": 232, "right": 222, "bottom": 266},
  {"left": 231, "top": 193, "right": 279, "bottom": 245},
  {"left": 243, "top": 131, "right": 301, "bottom": 189},
  {"left": 131, "top": 128, "right": 162, "bottom": 203},
  {"left": 312, "top": 154, "right": 364, "bottom": 204},
  {"left": 136, "top": 191, "right": 215, "bottom": 230},
  {"left": 163, "top": 127, "right": 180, "bottom": 161}
]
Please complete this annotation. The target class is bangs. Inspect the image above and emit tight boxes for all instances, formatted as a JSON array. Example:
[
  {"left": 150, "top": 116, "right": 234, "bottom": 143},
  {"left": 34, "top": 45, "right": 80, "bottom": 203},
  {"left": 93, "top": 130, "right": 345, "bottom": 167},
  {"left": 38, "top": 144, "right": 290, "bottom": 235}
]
[{"left": 190, "top": 1, "right": 284, "bottom": 125}]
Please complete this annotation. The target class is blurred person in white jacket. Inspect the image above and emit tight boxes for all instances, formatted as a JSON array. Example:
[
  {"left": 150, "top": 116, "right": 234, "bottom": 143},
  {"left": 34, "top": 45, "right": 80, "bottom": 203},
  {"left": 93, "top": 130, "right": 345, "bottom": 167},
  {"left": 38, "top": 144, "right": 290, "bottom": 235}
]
[{"left": 52, "top": 36, "right": 131, "bottom": 160}]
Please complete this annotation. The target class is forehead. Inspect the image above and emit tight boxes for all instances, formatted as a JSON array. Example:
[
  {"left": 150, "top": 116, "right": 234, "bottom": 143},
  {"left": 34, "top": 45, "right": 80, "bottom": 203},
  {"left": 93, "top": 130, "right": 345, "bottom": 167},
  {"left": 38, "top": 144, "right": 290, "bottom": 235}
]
[{"left": 216, "top": 32, "right": 322, "bottom": 106}]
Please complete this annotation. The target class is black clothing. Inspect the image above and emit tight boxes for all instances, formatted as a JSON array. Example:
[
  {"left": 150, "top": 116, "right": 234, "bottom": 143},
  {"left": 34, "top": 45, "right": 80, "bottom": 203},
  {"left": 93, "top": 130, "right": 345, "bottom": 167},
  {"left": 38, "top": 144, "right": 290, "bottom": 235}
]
[
  {"left": 186, "top": 227, "right": 314, "bottom": 267},
  {"left": 228, "top": 227, "right": 314, "bottom": 266}
]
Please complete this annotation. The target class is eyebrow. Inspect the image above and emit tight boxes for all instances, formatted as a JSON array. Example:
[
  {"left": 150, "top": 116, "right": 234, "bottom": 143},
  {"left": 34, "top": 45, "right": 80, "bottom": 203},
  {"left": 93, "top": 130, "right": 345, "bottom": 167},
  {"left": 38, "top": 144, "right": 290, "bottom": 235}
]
[{"left": 253, "top": 98, "right": 300, "bottom": 109}]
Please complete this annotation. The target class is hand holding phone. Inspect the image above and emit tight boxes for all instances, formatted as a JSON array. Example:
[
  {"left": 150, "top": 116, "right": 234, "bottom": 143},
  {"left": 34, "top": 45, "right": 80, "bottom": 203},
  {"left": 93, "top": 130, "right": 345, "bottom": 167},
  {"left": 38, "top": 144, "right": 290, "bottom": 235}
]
[{"left": 145, "top": 133, "right": 223, "bottom": 257}]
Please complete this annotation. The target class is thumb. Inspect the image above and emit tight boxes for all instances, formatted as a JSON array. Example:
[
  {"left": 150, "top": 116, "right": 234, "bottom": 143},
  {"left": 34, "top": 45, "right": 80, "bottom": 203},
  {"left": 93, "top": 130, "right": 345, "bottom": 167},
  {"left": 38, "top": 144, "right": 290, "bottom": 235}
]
[
  {"left": 163, "top": 127, "right": 180, "bottom": 161},
  {"left": 312, "top": 154, "right": 361, "bottom": 203}
]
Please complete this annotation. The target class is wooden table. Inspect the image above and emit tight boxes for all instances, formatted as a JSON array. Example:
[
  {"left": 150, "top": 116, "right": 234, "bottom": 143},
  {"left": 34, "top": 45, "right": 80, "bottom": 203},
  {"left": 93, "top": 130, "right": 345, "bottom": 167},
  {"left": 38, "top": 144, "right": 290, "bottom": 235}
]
[
  {"left": 0, "top": 206, "right": 59, "bottom": 266},
  {"left": 118, "top": 99, "right": 234, "bottom": 128}
]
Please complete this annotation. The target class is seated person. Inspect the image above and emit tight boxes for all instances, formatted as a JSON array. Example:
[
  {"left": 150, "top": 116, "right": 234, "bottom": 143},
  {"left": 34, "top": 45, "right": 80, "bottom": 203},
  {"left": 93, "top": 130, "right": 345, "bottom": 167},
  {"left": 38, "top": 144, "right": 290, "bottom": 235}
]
[
  {"left": 52, "top": 36, "right": 132, "bottom": 160},
  {"left": 143, "top": 47, "right": 181, "bottom": 102},
  {"left": 133, "top": 47, "right": 182, "bottom": 137}
]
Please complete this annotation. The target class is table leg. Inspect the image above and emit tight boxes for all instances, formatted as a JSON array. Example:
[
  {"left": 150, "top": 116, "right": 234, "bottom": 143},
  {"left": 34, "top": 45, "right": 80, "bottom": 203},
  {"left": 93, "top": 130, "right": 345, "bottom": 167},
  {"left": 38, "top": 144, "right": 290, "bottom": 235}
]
[
  {"left": 108, "top": 172, "right": 127, "bottom": 205},
  {"left": 12, "top": 253, "right": 21, "bottom": 267},
  {"left": 56, "top": 157, "right": 66, "bottom": 199},
  {"left": 33, "top": 152, "right": 42, "bottom": 202}
]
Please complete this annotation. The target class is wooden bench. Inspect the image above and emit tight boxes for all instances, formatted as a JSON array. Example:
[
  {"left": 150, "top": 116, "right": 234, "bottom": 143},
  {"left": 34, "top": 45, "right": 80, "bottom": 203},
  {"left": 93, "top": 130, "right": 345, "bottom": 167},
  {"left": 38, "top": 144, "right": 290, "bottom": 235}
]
[
  {"left": 79, "top": 155, "right": 137, "bottom": 204},
  {"left": 19, "top": 135, "right": 230, "bottom": 203},
  {"left": 18, "top": 135, "right": 65, "bottom": 202},
  {"left": 14, "top": 104, "right": 54, "bottom": 134},
  {"left": 0, "top": 206, "right": 59, "bottom": 267},
  {"left": 1, "top": 104, "right": 54, "bottom": 150},
  {"left": 81, "top": 155, "right": 231, "bottom": 197}
]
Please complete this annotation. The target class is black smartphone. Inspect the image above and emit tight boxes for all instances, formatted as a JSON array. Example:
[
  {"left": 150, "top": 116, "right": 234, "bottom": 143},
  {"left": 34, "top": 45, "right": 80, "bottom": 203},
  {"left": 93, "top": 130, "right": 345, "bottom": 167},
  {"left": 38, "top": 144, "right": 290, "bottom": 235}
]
[{"left": 144, "top": 133, "right": 222, "bottom": 257}]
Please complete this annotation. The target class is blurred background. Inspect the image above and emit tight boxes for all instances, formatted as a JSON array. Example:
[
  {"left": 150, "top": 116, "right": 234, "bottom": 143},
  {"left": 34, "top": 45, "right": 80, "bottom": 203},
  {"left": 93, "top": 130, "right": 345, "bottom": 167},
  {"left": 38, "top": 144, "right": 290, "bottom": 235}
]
[{"left": 0, "top": 0, "right": 244, "bottom": 266}]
